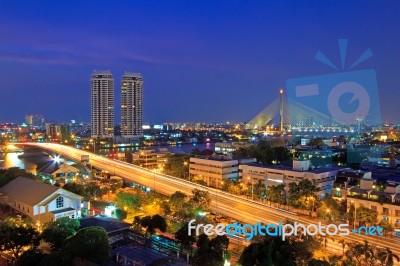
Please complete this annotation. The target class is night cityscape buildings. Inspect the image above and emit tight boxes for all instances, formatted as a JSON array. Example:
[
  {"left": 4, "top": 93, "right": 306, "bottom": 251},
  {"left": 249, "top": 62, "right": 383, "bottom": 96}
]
[
  {"left": 90, "top": 70, "right": 115, "bottom": 138},
  {"left": 121, "top": 72, "right": 144, "bottom": 139},
  {"left": 2, "top": 1, "right": 400, "bottom": 265}
]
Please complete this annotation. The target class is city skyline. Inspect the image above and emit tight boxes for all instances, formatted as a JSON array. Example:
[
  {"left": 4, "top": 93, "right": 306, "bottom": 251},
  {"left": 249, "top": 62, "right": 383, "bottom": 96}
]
[{"left": 1, "top": 1, "right": 400, "bottom": 124}]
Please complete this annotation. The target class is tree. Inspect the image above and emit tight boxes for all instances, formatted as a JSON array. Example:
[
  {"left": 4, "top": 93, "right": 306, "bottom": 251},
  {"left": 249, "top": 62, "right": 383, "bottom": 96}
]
[
  {"left": 18, "top": 249, "right": 46, "bottom": 266},
  {"left": 266, "top": 184, "right": 285, "bottom": 206},
  {"left": 378, "top": 247, "right": 400, "bottom": 266},
  {"left": 379, "top": 220, "right": 394, "bottom": 236},
  {"left": 114, "top": 208, "right": 128, "bottom": 220},
  {"left": 0, "top": 167, "right": 38, "bottom": 187},
  {"left": 337, "top": 238, "right": 347, "bottom": 255},
  {"left": 139, "top": 215, "right": 167, "bottom": 235},
  {"left": 62, "top": 182, "right": 89, "bottom": 199},
  {"left": 115, "top": 191, "right": 141, "bottom": 211},
  {"left": 320, "top": 234, "right": 334, "bottom": 249},
  {"left": 190, "top": 189, "right": 211, "bottom": 211},
  {"left": 192, "top": 234, "right": 225, "bottom": 266},
  {"left": 288, "top": 180, "right": 320, "bottom": 215},
  {"left": 239, "top": 235, "right": 318, "bottom": 266},
  {"left": 85, "top": 182, "right": 103, "bottom": 200},
  {"left": 344, "top": 240, "right": 379, "bottom": 266},
  {"left": 175, "top": 222, "right": 196, "bottom": 252},
  {"left": 169, "top": 191, "right": 187, "bottom": 211},
  {"left": 164, "top": 154, "right": 190, "bottom": 178},
  {"left": 316, "top": 195, "right": 340, "bottom": 221},
  {"left": 356, "top": 206, "right": 377, "bottom": 226},
  {"left": 0, "top": 218, "right": 40, "bottom": 259},
  {"left": 63, "top": 226, "right": 110, "bottom": 265},
  {"left": 41, "top": 217, "right": 80, "bottom": 250},
  {"left": 253, "top": 180, "right": 267, "bottom": 200}
]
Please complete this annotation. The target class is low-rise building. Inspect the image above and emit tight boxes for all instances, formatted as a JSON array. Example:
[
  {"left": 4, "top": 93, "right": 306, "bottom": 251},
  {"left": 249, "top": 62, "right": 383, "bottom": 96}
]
[
  {"left": 132, "top": 149, "right": 171, "bottom": 169},
  {"left": 189, "top": 156, "right": 255, "bottom": 188},
  {"left": 239, "top": 160, "right": 341, "bottom": 198},
  {"left": 0, "top": 177, "right": 84, "bottom": 223},
  {"left": 214, "top": 142, "right": 251, "bottom": 155},
  {"left": 346, "top": 176, "right": 400, "bottom": 236}
]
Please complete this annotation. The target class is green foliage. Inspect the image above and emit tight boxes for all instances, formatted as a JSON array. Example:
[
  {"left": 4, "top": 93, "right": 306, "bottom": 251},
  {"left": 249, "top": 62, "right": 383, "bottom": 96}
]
[
  {"left": 62, "top": 182, "right": 89, "bottom": 199},
  {"left": 0, "top": 167, "right": 38, "bottom": 187},
  {"left": 239, "top": 235, "right": 319, "bottom": 266},
  {"left": 0, "top": 218, "right": 41, "bottom": 259},
  {"left": 85, "top": 182, "right": 103, "bottom": 200},
  {"left": 379, "top": 220, "right": 394, "bottom": 236},
  {"left": 232, "top": 140, "right": 292, "bottom": 164},
  {"left": 164, "top": 154, "right": 190, "bottom": 178},
  {"left": 190, "top": 189, "right": 211, "bottom": 211},
  {"left": 139, "top": 214, "right": 167, "bottom": 235},
  {"left": 114, "top": 208, "right": 128, "bottom": 220},
  {"left": 115, "top": 191, "right": 141, "bottom": 210},
  {"left": 356, "top": 206, "right": 377, "bottom": 225},
  {"left": 18, "top": 249, "right": 46, "bottom": 266},
  {"left": 169, "top": 191, "right": 191, "bottom": 219},
  {"left": 63, "top": 226, "right": 110, "bottom": 265},
  {"left": 266, "top": 184, "right": 285, "bottom": 205},
  {"left": 192, "top": 234, "right": 226, "bottom": 266},
  {"left": 316, "top": 195, "right": 340, "bottom": 221},
  {"left": 41, "top": 217, "right": 80, "bottom": 250},
  {"left": 175, "top": 222, "right": 196, "bottom": 251},
  {"left": 287, "top": 180, "right": 319, "bottom": 212}
]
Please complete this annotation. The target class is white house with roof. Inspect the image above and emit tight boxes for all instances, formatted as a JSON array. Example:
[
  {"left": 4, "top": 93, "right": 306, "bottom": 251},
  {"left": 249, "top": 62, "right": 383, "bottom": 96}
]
[{"left": 0, "top": 176, "right": 83, "bottom": 223}]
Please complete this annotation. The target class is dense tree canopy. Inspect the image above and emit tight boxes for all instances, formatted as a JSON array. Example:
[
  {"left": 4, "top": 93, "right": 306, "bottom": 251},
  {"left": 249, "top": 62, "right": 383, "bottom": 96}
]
[
  {"left": 0, "top": 218, "right": 40, "bottom": 259},
  {"left": 41, "top": 217, "right": 80, "bottom": 250},
  {"left": 0, "top": 167, "right": 38, "bottom": 187},
  {"left": 63, "top": 226, "right": 110, "bottom": 265}
]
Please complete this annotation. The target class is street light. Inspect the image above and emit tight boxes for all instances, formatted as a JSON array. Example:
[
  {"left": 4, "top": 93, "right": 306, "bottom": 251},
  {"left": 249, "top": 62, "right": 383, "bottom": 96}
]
[{"left": 183, "top": 161, "right": 188, "bottom": 180}]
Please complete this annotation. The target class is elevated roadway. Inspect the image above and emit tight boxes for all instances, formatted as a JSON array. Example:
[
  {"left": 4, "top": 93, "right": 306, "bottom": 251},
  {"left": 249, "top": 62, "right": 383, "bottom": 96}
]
[{"left": 17, "top": 143, "right": 400, "bottom": 261}]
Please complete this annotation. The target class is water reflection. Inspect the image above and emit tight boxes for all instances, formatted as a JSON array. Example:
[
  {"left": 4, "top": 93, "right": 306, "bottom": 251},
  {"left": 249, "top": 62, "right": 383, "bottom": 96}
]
[{"left": 0, "top": 152, "right": 37, "bottom": 174}]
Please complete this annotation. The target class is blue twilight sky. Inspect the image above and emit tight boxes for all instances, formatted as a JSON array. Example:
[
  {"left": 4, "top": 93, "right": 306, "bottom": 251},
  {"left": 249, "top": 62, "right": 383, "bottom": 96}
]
[{"left": 0, "top": 1, "right": 399, "bottom": 124}]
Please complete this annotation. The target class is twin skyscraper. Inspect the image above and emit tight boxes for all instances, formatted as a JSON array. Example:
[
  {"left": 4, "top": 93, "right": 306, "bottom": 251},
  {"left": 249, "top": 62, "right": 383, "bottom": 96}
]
[{"left": 90, "top": 70, "right": 143, "bottom": 139}]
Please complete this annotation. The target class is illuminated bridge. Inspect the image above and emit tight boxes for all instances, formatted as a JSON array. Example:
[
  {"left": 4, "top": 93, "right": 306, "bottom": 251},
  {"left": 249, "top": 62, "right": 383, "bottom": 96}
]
[{"left": 245, "top": 93, "right": 355, "bottom": 134}]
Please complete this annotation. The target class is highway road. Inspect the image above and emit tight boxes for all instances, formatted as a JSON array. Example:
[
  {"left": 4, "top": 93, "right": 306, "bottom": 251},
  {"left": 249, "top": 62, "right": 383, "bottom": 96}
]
[{"left": 18, "top": 143, "right": 400, "bottom": 262}]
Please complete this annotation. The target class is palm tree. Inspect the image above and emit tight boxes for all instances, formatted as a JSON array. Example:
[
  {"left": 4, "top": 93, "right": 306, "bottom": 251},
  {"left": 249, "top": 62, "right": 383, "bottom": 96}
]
[
  {"left": 321, "top": 234, "right": 334, "bottom": 249},
  {"left": 379, "top": 247, "right": 400, "bottom": 266},
  {"left": 337, "top": 238, "right": 346, "bottom": 255}
]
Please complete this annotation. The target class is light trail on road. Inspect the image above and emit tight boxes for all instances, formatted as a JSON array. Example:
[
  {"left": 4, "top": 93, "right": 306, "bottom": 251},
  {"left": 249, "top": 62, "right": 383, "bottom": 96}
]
[{"left": 18, "top": 143, "right": 400, "bottom": 263}]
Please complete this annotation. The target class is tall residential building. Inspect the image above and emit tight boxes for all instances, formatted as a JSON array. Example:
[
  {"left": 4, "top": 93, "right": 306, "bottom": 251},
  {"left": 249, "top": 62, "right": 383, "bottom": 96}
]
[
  {"left": 91, "top": 70, "right": 114, "bottom": 138},
  {"left": 121, "top": 72, "right": 143, "bottom": 138}
]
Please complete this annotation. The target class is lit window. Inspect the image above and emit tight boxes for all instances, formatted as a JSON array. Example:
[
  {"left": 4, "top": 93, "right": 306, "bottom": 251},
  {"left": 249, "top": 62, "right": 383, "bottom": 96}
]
[{"left": 56, "top": 196, "right": 64, "bottom": 208}]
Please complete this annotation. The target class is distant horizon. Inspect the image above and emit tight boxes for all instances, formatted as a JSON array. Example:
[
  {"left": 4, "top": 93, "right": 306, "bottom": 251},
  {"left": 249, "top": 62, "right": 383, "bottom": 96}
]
[{"left": 1, "top": 1, "right": 400, "bottom": 123}]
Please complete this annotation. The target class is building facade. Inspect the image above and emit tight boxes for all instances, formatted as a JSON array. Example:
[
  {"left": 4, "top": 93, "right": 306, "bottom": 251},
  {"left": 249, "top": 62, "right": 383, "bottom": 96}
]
[
  {"left": 91, "top": 70, "right": 114, "bottom": 138},
  {"left": 346, "top": 178, "right": 400, "bottom": 237},
  {"left": 121, "top": 72, "right": 143, "bottom": 139},
  {"left": 189, "top": 157, "right": 255, "bottom": 188},
  {"left": 132, "top": 149, "right": 170, "bottom": 169},
  {"left": 239, "top": 160, "right": 340, "bottom": 198},
  {"left": 0, "top": 177, "right": 84, "bottom": 223}
]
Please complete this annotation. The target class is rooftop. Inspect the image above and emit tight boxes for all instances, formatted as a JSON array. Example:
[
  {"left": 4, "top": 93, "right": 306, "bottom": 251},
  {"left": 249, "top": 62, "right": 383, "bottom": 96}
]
[
  {"left": 243, "top": 162, "right": 342, "bottom": 173},
  {"left": 0, "top": 176, "right": 59, "bottom": 206},
  {"left": 79, "top": 215, "right": 131, "bottom": 234}
]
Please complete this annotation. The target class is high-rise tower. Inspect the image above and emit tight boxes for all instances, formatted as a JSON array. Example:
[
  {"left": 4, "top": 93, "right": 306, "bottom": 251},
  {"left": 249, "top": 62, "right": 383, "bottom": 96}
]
[
  {"left": 91, "top": 70, "right": 114, "bottom": 138},
  {"left": 121, "top": 72, "right": 143, "bottom": 138}
]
